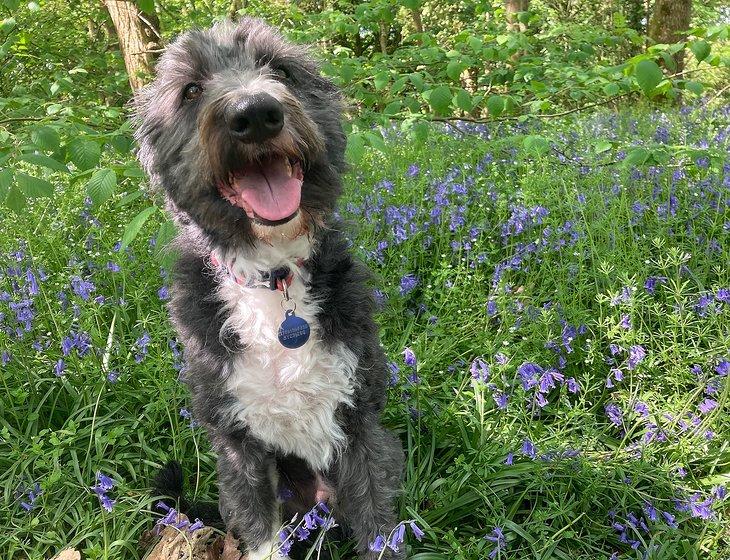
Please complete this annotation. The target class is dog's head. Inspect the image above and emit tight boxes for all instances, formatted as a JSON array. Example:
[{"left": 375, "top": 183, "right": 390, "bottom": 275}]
[{"left": 134, "top": 18, "right": 346, "bottom": 247}]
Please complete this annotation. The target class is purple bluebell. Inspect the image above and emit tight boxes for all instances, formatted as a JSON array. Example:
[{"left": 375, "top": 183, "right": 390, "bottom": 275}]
[
  {"left": 644, "top": 276, "right": 666, "bottom": 294},
  {"left": 715, "top": 360, "right": 729, "bottom": 376},
  {"left": 54, "top": 359, "right": 65, "bottom": 377},
  {"left": 369, "top": 535, "right": 385, "bottom": 552},
  {"left": 402, "top": 347, "right": 416, "bottom": 367},
  {"left": 605, "top": 403, "right": 623, "bottom": 427},
  {"left": 627, "top": 345, "right": 646, "bottom": 370},
  {"left": 634, "top": 401, "right": 649, "bottom": 417},
  {"left": 409, "top": 521, "right": 424, "bottom": 541},
  {"left": 158, "top": 286, "right": 169, "bottom": 300},
  {"left": 494, "top": 392, "right": 508, "bottom": 409},
  {"left": 70, "top": 276, "right": 95, "bottom": 300},
  {"left": 470, "top": 358, "right": 489, "bottom": 382},
  {"left": 484, "top": 526, "right": 506, "bottom": 559},
  {"left": 522, "top": 439, "right": 536, "bottom": 458},
  {"left": 566, "top": 377, "right": 579, "bottom": 393},
  {"left": 399, "top": 274, "right": 418, "bottom": 296},
  {"left": 698, "top": 398, "right": 717, "bottom": 414}
]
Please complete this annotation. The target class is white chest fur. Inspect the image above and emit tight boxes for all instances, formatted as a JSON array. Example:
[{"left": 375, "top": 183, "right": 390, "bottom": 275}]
[{"left": 214, "top": 237, "right": 357, "bottom": 472}]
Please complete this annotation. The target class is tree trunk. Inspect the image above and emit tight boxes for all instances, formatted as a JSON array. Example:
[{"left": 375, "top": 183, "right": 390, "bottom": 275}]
[
  {"left": 103, "top": 0, "right": 161, "bottom": 91},
  {"left": 378, "top": 21, "right": 388, "bottom": 55},
  {"left": 647, "top": 0, "right": 692, "bottom": 72},
  {"left": 412, "top": 8, "right": 424, "bottom": 34},
  {"left": 505, "top": 0, "right": 529, "bottom": 32}
]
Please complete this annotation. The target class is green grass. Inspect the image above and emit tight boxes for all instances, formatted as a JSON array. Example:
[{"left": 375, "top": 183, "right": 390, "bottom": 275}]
[{"left": 1, "top": 105, "right": 729, "bottom": 560}]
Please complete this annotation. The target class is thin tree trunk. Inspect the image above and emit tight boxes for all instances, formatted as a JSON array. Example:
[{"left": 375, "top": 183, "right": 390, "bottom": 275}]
[
  {"left": 412, "top": 8, "right": 424, "bottom": 34},
  {"left": 505, "top": 0, "right": 529, "bottom": 32},
  {"left": 104, "top": 0, "right": 160, "bottom": 91},
  {"left": 378, "top": 21, "right": 388, "bottom": 55},
  {"left": 647, "top": 0, "right": 692, "bottom": 72}
]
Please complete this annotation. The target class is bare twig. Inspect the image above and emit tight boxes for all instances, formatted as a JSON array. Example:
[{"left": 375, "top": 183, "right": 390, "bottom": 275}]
[{"left": 706, "top": 83, "right": 730, "bottom": 106}]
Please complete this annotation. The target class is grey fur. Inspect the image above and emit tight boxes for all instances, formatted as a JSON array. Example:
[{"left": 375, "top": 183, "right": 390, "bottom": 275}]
[{"left": 134, "top": 18, "right": 404, "bottom": 559}]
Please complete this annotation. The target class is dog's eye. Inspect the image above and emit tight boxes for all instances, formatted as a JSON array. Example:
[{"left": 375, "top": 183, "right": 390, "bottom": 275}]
[
  {"left": 272, "top": 66, "right": 290, "bottom": 81},
  {"left": 183, "top": 83, "right": 203, "bottom": 101}
]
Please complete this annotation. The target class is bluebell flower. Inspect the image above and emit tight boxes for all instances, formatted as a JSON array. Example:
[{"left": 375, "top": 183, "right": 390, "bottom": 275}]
[
  {"left": 566, "top": 377, "right": 579, "bottom": 394},
  {"left": 409, "top": 521, "right": 424, "bottom": 541},
  {"left": 402, "top": 347, "right": 416, "bottom": 368},
  {"left": 634, "top": 401, "right": 649, "bottom": 417},
  {"left": 484, "top": 526, "right": 506, "bottom": 558},
  {"left": 54, "top": 359, "right": 65, "bottom": 377},
  {"left": 399, "top": 274, "right": 419, "bottom": 295},
  {"left": 522, "top": 439, "right": 536, "bottom": 458},
  {"left": 698, "top": 398, "right": 717, "bottom": 414},
  {"left": 388, "top": 522, "right": 406, "bottom": 552},
  {"left": 470, "top": 358, "right": 489, "bottom": 382},
  {"left": 70, "top": 276, "right": 95, "bottom": 300},
  {"left": 605, "top": 403, "right": 623, "bottom": 427},
  {"left": 494, "top": 392, "right": 508, "bottom": 409},
  {"left": 627, "top": 345, "right": 646, "bottom": 370},
  {"left": 369, "top": 535, "right": 385, "bottom": 552},
  {"left": 158, "top": 286, "right": 169, "bottom": 300}
]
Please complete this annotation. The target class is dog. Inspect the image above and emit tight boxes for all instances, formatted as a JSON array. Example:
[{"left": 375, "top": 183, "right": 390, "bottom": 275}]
[{"left": 134, "top": 18, "right": 404, "bottom": 559}]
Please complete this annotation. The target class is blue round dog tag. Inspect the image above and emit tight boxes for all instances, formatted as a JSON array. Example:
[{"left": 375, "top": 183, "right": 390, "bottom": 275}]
[{"left": 278, "top": 310, "right": 310, "bottom": 349}]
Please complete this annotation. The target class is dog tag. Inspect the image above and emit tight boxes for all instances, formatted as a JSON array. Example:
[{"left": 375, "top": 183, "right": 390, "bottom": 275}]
[{"left": 278, "top": 310, "right": 310, "bottom": 349}]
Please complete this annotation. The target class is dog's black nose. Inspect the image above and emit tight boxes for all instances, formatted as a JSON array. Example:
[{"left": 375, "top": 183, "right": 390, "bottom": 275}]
[{"left": 227, "top": 93, "right": 284, "bottom": 143}]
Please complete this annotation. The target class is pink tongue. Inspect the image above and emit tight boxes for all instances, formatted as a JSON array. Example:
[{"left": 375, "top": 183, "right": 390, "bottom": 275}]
[{"left": 233, "top": 158, "right": 302, "bottom": 221}]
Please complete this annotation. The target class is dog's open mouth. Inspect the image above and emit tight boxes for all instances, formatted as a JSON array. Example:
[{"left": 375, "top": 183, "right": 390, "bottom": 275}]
[{"left": 217, "top": 155, "right": 304, "bottom": 225}]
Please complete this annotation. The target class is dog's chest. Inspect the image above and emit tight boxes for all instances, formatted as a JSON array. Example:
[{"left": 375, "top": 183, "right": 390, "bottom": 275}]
[{"left": 217, "top": 270, "right": 356, "bottom": 472}]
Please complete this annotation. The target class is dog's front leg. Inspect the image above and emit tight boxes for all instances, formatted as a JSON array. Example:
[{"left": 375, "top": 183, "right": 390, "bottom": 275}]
[
  {"left": 331, "top": 420, "right": 405, "bottom": 559},
  {"left": 213, "top": 432, "right": 283, "bottom": 559}
]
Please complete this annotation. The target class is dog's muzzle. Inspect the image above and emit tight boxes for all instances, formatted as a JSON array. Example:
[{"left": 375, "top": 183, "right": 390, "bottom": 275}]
[{"left": 226, "top": 93, "right": 284, "bottom": 143}]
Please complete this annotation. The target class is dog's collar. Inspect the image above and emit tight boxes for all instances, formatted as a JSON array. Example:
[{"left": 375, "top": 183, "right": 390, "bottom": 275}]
[{"left": 209, "top": 251, "right": 306, "bottom": 292}]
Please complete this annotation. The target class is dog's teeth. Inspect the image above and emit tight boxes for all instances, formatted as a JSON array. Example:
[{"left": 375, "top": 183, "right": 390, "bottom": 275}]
[{"left": 285, "top": 158, "right": 292, "bottom": 177}]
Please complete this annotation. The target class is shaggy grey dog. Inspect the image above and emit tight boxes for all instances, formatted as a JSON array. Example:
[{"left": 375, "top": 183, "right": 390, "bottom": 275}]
[{"left": 134, "top": 18, "right": 404, "bottom": 560}]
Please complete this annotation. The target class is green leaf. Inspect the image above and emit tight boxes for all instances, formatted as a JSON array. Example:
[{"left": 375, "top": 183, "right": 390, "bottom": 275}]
[
  {"left": 0, "top": 168, "right": 12, "bottom": 198},
  {"left": 383, "top": 100, "right": 402, "bottom": 115},
  {"left": 68, "top": 138, "right": 101, "bottom": 171},
  {"left": 594, "top": 140, "right": 612, "bottom": 154},
  {"left": 454, "top": 89, "right": 472, "bottom": 112},
  {"left": 121, "top": 206, "right": 158, "bottom": 249},
  {"left": 345, "top": 133, "right": 366, "bottom": 164},
  {"left": 5, "top": 185, "right": 25, "bottom": 213},
  {"left": 117, "top": 190, "right": 144, "bottom": 207},
  {"left": 523, "top": 135, "right": 550, "bottom": 156},
  {"left": 18, "top": 153, "right": 68, "bottom": 173},
  {"left": 2, "top": 0, "right": 20, "bottom": 11},
  {"left": 31, "top": 126, "right": 60, "bottom": 151},
  {"left": 623, "top": 147, "right": 650, "bottom": 167},
  {"left": 603, "top": 82, "right": 620, "bottom": 96},
  {"left": 486, "top": 95, "right": 505, "bottom": 117},
  {"left": 86, "top": 168, "right": 117, "bottom": 205},
  {"left": 410, "top": 121, "right": 430, "bottom": 143},
  {"left": 16, "top": 172, "right": 53, "bottom": 197},
  {"left": 136, "top": 0, "right": 155, "bottom": 13},
  {"left": 690, "top": 40, "right": 710, "bottom": 62},
  {"left": 684, "top": 80, "right": 704, "bottom": 95},
  {"left": 446, "top": 60, "right": 466, "bottom": 81},
  {"left": 364, "top": 131, "right": 386, "bottom": 152},
  {"left": 424, "top": 86, "right": 452, "bottom": 115},
  {"left": 155, "top": 219, "right": 177, "bottom": 250},
  {"left": 373, "top": 71, "right": 389, "bottom": 91},
  {"left": 408, "top": 72, "right": 425, "bottom": 92},
  {"left": 634, "top": 60, "right": 663, "bottom": 95}
]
